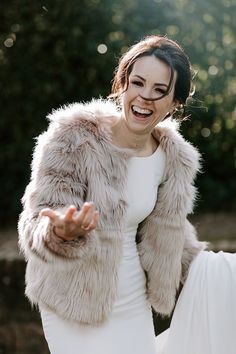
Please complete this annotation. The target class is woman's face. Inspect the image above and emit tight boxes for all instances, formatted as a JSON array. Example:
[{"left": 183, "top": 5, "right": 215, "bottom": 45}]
[{"left": 121, "top": 55, "right": 178, "bottom": 133}]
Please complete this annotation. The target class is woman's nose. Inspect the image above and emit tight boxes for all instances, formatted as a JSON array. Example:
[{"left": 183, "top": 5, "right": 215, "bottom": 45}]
[
  {"left": 137, "top": 93, "right": 153, "bottom": 103},
  {"left": 137, "top": 87, "right": 153, "bottom": 102}
]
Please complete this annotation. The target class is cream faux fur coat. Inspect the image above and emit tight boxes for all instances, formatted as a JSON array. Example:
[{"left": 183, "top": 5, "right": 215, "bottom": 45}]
[{"left": 18, "top": 99, "right": 206, "bottom": 325}]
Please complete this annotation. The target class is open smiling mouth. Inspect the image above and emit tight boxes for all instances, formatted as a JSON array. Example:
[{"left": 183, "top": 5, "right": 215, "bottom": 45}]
[{"left": 131, "top": 105, "right": 153, "bottom": 119}]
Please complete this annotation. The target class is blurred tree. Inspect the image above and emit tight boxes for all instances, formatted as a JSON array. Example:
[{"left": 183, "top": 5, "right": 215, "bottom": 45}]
[{"left": 0, "top": 0, "right": 236, "bottom": 226}]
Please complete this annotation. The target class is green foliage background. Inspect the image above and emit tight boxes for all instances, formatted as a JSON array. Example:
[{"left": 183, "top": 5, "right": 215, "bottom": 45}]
[{"left": 1, "top": 0, "right": 236, "bottom": 227}]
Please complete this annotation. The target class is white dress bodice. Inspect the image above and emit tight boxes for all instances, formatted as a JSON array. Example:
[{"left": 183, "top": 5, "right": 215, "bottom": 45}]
[{"left": 113, "top": 145, "right": 166, "bottom": 315}]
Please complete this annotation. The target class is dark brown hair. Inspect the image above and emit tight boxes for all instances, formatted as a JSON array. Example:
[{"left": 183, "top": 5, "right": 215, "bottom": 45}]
[{"left": 110, "top": 35, "right": 193, "bottom": 120}]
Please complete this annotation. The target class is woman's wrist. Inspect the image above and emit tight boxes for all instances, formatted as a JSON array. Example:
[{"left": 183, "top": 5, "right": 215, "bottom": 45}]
[{"left": 52, "top": 225, "right": 86, "bottom": 242}]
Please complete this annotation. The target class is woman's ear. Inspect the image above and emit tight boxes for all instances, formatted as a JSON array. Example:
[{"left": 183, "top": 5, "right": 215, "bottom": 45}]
[
  {"left": 171, "top": 100, "right": 183, "bottom": 116},
  {"left": 169, "top": 105, "right": 178, "bottom": 117},
  {"left": 172, "top": 99, "right": 180, "bottom": 111},
  {"left": 163, "top": 101, "right": 181, "bottom": 120}
]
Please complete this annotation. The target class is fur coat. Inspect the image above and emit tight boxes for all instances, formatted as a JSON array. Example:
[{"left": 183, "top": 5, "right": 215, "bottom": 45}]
[{"left": 18, "top": 99, "right": 206, "bottom": 325}]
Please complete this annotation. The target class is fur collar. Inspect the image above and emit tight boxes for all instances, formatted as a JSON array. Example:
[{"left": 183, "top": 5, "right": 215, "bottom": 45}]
[
  {"left": 47, "top": 98, "right": 200, "bottom": 170},
  {"left": 47, "top": 98, "right": 201, "bottom": 201}
]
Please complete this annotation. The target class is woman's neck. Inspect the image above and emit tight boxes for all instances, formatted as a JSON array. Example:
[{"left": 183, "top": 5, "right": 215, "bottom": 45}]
[{"left": 111, "top": 117, "right": 158, "bottom": 156}]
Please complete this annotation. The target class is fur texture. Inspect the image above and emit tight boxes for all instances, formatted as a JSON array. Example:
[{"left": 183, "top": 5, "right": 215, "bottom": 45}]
[{"left": 18, "top": 99, "right": 206, "bottom": 324}]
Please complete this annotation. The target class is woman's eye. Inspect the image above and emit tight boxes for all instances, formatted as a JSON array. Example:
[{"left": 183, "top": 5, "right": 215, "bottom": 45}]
[
  {"left": 131, "top": 80, "right": 143, "bottom": 87},
  {"left": 155, "top": 88, "right": 166, "bottom": 94}
]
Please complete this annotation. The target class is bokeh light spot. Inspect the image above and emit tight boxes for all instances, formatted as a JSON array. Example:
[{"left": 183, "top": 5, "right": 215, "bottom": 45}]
[
  {"left": 205, "top": 95, "right": 214, "bottom": 104},
  {"left": 109, "top": 31, "right": 124, "bottom": 42},
  {"left": 203, "top": 13, "right": 213, "bottom": 23},
  {"left": 223, "top": 33, "right": 233, "bottom": 46},
  {"left": 97, "top": 44, "right": 107, "bottom": 54},
  {"left": 198, "top": 69, "right": 208, "bottom": 81},
  {"left": 226, "top": 118, "right": 234, "bottom": 130},
  {"left": 214, "top": 95, "right": 223, "bottom": 104},
  {"left": 225, "top": 60, "right": 233, "bottom": 70},
  {"left": 4, "top": 38, "right": 14, "bottom": 48},
  {"left": 11, "top": 23, "right": 21, "bottom": 32},
  {"left": 208, "top": 65, "right": 218, "bottom": 76},
  {"left": 201, "top": 128, "right": 211, "bottom": 137},
  {"left": 112, "top": 15, "right": 122, "bottom": 24},
  {"left": 166, "top": 25, "right": 179, "bottom": 36},
  {"left": 10, "top": 33, "right": 16, "bottom": 41},
  {"left": 212, "top": 122, "right": 221, "bottom": 133}
]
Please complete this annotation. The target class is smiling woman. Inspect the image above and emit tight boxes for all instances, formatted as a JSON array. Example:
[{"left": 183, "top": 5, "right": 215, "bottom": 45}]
[
  {"left": 18, "top": 35, "right": 206, "bottom": 354},
  {"left": 109, "top": 56, "right": 178, "bottom": 154},
  {"left": 120, "top": 57, "right": 177, "bottom": 132}
]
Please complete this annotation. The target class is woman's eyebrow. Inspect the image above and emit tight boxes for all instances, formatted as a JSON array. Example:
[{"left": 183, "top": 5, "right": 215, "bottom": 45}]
[{"left": 131, "top": 74, "right": 168, "bottom": 87}]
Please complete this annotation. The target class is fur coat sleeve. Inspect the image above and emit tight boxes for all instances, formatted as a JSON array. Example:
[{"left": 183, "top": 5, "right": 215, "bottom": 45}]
[{"left": 18, "top": 121, "right": 97, "bottom": 261}]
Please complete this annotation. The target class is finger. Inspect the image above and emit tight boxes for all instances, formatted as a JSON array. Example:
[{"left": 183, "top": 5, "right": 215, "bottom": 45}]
[
  {"left": 64, "top": 205, "right": 77, "bottom": 222},
  {"left": 93, "top": 211, "right": 99, "bottom": 225},
  {"left": 81, "top": 205, "right": 96, "bottom": 228},
  {"left": 81, "top": 202, "right": 94, "bottom": 212},
  {"left": 82, "top": 211, "right": 99, "bottom": 231},
  {"left": 83, "top": 204, "right": 95, "bottom": 225},
  {"left": 89, "top": 211, "right": 99, "bottom": 229},
  {"left": 75, "top": 202, "right": 95, "bottom": 224},
  {"left": 40, "top": 208, "right": 57, "bottom": 223}
]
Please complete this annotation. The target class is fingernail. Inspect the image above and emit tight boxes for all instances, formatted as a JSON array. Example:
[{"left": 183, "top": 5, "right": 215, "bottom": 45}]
[{"left": 81, "top": 225, "right": 89, "bottom": 230}]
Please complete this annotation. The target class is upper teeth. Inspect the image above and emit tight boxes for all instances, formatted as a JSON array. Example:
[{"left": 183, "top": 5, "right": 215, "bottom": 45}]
[{"left": 133, "top": 106, "right": 152, "bottom": 114}]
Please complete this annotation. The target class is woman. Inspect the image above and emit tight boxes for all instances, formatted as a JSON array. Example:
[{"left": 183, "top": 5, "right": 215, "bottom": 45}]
[{"left": 18, "top": 35, "right": 206, "bottom": 354}]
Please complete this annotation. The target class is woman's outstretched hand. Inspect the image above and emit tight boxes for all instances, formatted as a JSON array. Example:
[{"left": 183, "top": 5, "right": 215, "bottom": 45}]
[{"left": 40, "top": 202, "right": 99, "bottom": 241}]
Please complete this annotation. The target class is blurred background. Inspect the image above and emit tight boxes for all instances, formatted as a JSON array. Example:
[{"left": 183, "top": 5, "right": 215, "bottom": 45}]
[{"left": 0, "top": 0, "right": 235, "bottom": 352}]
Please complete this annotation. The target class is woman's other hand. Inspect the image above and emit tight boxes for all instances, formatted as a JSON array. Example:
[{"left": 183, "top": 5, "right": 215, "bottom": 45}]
[{"left": 40, "top": 203, "right": 99, "bottom": 241}]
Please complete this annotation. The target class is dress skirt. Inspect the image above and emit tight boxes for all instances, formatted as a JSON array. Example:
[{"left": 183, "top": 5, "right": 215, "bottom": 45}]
[
  {"left": 155, "top": 250, "right": 236, "bottom": 354},
  {"left": 41, "top": 303, "right": 156, "bottom": 354}
]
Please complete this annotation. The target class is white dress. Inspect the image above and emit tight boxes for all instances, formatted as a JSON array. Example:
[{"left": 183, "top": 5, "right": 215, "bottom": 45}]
[
  {"left": 41, "top": 145, "right": 166, "bottom": 354},
  {"left": 155, "top": 250, "right": 236, "bottom": 354}
]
